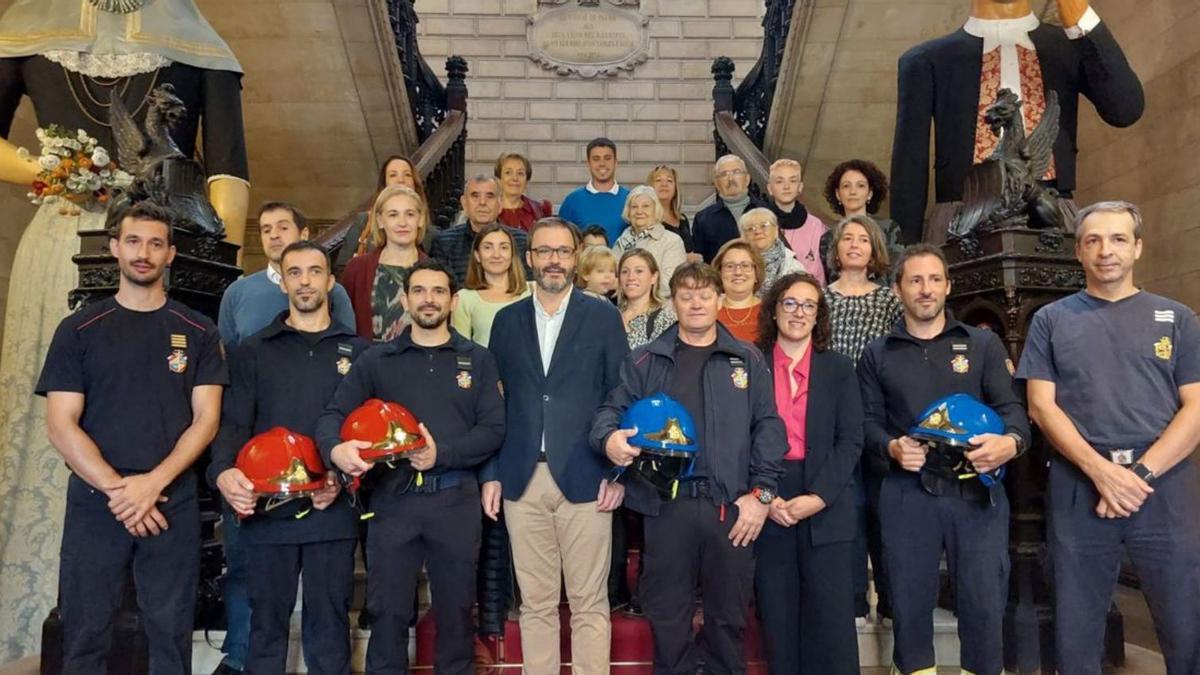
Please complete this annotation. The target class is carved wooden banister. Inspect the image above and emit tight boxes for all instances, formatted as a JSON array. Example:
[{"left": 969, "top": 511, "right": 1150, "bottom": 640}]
[
  {"left": 712, "top": 57, "right": 834, "bottom": 224},
  {"left": 315, "top": 55, "right": 469, "bottom": 262}
]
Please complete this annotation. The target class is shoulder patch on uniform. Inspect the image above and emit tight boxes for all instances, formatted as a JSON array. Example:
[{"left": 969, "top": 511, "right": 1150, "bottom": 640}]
[
  {"left": 337, "top": 342, "right": 355, "bottom": 356},
  {"left": 951, "top": 342, "right": 969, "bottom": 352},
  {"left": 1154, "top": 310, "right": 1175, "bottom": 323}
]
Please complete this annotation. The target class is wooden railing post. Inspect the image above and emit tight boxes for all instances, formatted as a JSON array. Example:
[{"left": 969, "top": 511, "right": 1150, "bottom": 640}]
[
  {"left": 712, "top": 56, "right": 735, "bottom": 114},
  {"left": 445, "top": 55, "right": 469, "bottom": 113}
]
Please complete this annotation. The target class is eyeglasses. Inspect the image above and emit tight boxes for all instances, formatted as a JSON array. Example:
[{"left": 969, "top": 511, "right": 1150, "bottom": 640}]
[
  {"left": 717, "top": 169, "right": 748, "bottom": 180},
  {"left": 532, "top": 246, "right": 575, "bottom": 260},
  {"left": 721, "top": 262, "right": 754, "bottom": 273},
  {"left": 742, "top": 222, "right": 774, "bottom": 233},
  {"left": 778, "top": 298, "right": 818, "bottom": 316}
]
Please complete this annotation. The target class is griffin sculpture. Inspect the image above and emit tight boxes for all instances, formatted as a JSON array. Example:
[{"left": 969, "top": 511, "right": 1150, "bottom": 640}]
[
  {"left": 949, "top": 88, "right": 1064, "bottom": 238},
  {"left": 110, "top": 83, "right": 225, "bottom": 236}
]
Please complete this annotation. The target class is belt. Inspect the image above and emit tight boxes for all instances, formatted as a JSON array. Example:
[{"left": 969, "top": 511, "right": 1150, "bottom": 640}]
[
  {"left": 676, "top": 479, "right": 712, "bottom": 499},
  {"left": 1096, "top": 446, "right": 1149, "bottom": 467},
  {"left": 407, "top": 470, "right": 468, "bottom": 494}
]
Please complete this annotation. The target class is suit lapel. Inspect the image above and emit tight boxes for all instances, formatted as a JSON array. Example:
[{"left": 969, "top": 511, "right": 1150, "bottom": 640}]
[
  {"left": 804, "top": 350, "right": 828, "bottom": 446},
  {"left": 519, "top": 298, "right": 547, "bottom": 382},
  {"left": 546, "top": 289, "right": 587, "bottom": 379}
]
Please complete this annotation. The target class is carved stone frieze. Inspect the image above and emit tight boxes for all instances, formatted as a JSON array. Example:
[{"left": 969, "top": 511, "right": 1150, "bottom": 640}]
[{"left": 527, "top": 2, "right": 649, "bottom": 78}]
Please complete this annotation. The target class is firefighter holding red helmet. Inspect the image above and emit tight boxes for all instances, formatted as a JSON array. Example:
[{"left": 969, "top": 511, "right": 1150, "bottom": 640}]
[
  {"left": 316, "top": 260, "right": 505, "bottom": 675},
  {"left": 208, "top": 241, "right": 370, "bottom": 675}
]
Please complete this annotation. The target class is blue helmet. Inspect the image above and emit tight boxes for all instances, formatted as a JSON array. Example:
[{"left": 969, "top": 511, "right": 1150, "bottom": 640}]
[
  {"left": 621, "top": 393, "right": 699, "bottom": 458},
  {"left": 908, "top": 393, "right": 1004, "bottom": 447}
]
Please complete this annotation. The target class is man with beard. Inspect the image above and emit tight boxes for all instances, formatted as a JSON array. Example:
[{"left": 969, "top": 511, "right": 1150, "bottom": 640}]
[
  {"left": 219, "top": 201, "right": 356, "bottom": 348},
  {"left": 213, "top": 201, "right": 355, "bottom": 673},
  {"left": 481, "top": 217, "right": 629, "bottom": 675},
  {"left": 318, "top": 259, "right": 505, "bottom": 675},
  {"left": 36, "top": 200, "right": 227, "bottom": 674},
  {"left": 692, "top": 154, "right": 768, "bottom": 263},
  {"left": 857, "top": 243, "right": 1030, "bottom": 675},
  {"left": 209, "top": 241, "right": 368, "bottom": 675}
]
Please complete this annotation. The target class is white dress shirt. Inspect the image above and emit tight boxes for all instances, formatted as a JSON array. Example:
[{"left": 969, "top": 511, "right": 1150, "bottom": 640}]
[{"left": 533, "top": 289, "right": 571, "bottom": 455}]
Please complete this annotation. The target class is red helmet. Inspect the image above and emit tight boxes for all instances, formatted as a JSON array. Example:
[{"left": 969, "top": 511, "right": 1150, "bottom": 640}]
[
  {"left": 235, "top": 427, "right": 327, "bottom": 498},
  {"left": 340, "top": 399, "right": 426, "bottom": 464}
]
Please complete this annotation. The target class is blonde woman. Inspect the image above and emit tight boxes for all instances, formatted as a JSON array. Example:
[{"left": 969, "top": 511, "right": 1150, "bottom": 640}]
[
  {"left": 452, "top": 223, "right": 531, "bottom": 347},
  {"left": 612, "top": 185, "right": 687, "bottom": 298},
  {"left": 647, "top": 164, "right": 697, "bottom": 258},
  {"left": 341, "top": 185, "right": 429, "bottom": 341},
  {"left": 617, "top": 248, "right": 677, "bottom": 350}
]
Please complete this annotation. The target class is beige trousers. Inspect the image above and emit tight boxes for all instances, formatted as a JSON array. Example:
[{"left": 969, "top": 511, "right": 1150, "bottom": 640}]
[{"left": 504, "top": 464, "right": 612, "bottom": 675}]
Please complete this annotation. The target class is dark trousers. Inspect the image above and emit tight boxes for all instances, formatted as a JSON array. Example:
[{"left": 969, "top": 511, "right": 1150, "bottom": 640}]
[
  {"left": 476, "top": 512, "right": 514, "bottom": 636},
  {"left": 756, "top": 460, "right": 858, "bottom": 675},
  {"left": 879, "top": 473, "right": 1009, "bottom": 675},
  {"left": 641, "top": 492, "right": 755, "bottom": 675},
  {"left": 59, "top": 474, "right": 199, "bottom": 675},
  {"left": 244, "top": 538, "right": 357, "bottom": 675},
  {"left": 365, "top": 481, "right": 482, "bottom": 675},
  {"left": 219, "top": 504, "right": 251, "bottom": 670},
  {"left": 1048, "top": 457, "right": 1200, "bottom": 675},
  {"left": 864, "top": 469, "right": 891, "bottom": 617}
]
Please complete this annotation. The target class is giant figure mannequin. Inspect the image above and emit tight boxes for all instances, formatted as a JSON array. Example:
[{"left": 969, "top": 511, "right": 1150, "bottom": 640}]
[
  {"left": 890, "top": 0, "right": 1143, "bottom": 244},
  {"left": 0, "top": 0, "right": 250, "bottom": 660}
]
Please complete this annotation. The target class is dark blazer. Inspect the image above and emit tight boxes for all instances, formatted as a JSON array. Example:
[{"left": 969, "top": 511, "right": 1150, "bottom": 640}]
[
  {"left": 691, "top": 194, "right": 769, "bottom": 262},
  {"left": 481, "top": 288, "right": 630, "bottom": 503},
  {"left": 765, "top": 347, "right": 864, "bottom": 546},
  {"left": 890, "top": 20, "right": 1143, "bottom": 243}
]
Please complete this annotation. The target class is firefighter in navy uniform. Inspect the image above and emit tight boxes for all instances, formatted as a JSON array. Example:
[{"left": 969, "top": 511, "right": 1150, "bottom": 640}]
[
  {"left": 1020, "top": 202, "right": 1200, "bottom": 675},
  {"left": 316, "top": 259, "right": 505, "bottom": 675},
  {"left": 208, "top": 241, "right": 369, "bottom": 675},
  {"left": 857, "top": 244, "right": 1030, "bottom": 675},
  {"left": 36, "top": 201, "right": 227, "bottom": 675}
]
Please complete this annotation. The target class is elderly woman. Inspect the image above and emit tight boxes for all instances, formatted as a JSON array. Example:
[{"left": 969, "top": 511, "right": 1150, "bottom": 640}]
[
  {"left": 496, "top": 151, "right": 552, "bottom": 232},
  {"left": 612, "top": 185, "right": 687, "bottom": 297},
  {"left": 739, "top": 207, "right": 805, "bottom": 294},
  {"left": 824, "top": 213, "right": 903, "bottom": 624},
  {"left": 713, "top": 239, "right": 765, "bottom": 343},
  {"left": 336, "top": 154, "right": 430, "bottom": 272},
  {"left": 822, "top": 159, "right": 904, "bottom": 275},
  {"left": 755, "top": 271, "right": 863, "bottom": 675}
]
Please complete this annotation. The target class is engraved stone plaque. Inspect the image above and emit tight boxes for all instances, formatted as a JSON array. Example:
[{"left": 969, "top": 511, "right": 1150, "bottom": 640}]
[{"left": 527, "top": 1, "right": 649, "bottom": 78}]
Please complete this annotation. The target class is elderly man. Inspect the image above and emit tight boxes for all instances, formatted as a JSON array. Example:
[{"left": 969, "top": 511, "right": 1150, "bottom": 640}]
[
  {"left": 429, "top": 174, "right": 531, "bottom": 285},
  {"left": 692, "top": 154, "right": 768, "bottom": 263}
]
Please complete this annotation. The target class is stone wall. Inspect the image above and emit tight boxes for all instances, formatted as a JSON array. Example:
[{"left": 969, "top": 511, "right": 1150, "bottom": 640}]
[
  {"left": 414, "top": 0, "right": 764, "bottom": 208},
  {"left": 1075, "top": 0, "right": 1200, "bottom": 310}
]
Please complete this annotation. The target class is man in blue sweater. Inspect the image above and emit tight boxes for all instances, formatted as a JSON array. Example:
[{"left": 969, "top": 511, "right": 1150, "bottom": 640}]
[
  {"left": 218, "top": 202, "right": 356, "bottom": 348},
  {"left": 558, "top": 137, "right": 631, "bottom": 244}
]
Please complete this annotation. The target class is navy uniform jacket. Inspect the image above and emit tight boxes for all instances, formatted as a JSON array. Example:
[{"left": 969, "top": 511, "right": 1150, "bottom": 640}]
[
  {"left": 207, "top": 314, "right": 369, "bottom": 544},
  {"left": 890, "top": 20, "right": 1143, "bottom": 243},
  {"left": 764, "top": 347, "right": 864, "bottom": 546},
  {"left": 857, "top": 317, "right": 1031, "bottom": 475},
  {"left": 590, "top": 323, "right": 786, "bottom": 516},
  {"left": 315, "top": 327, "right": 505, "bottom": 491},
  {"left": 481, "top": 289, "right": 629, "bottom": 503}
]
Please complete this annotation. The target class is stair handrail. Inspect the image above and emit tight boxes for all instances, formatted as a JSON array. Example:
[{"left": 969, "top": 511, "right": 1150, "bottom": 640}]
[{"left": 712, "top": 57, "right": 835, "bottom": 224}]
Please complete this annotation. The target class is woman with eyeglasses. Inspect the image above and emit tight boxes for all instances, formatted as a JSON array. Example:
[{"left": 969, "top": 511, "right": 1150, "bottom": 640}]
[
  {"left": 755, "top": 272, "right": 864, "bottom": 675},
  {"left": 738, "top": 207, "right": 805, "bottom": 294},
  {"left": 713, "top": 239, "right": 766, "bottom": 343}
]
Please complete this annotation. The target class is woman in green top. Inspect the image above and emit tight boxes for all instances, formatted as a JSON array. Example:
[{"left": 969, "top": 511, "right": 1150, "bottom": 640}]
[
  {"left": 341, "top": 185, "right": 429, "bottom": 341},
  {"left": 451, "top": 223, "right": 531, "bottom": 347}
]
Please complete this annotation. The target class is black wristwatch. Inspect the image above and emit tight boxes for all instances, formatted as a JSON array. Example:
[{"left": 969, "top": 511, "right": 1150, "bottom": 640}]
[
  {"left": 1130, "top": 462, "right": 1156, "bottom": 484},
  {"left": 1005, "top": 432, "right": 1027, "bottom": 457},
  {"left": 751, "top": 486, "right": 776, "bottom": 504}
]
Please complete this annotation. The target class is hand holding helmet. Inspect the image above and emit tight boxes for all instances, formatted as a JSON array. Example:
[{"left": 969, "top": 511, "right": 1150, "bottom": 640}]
[
  {"left": 616, "top": 393, "right": 699, "bottom": 499},
  {"left": 234, "top": 427, "right": 330, "bottom": 520},
  {"left": 908, "top": 393, "right": 1008, "bottom": 486},
  {"left": 604, "top": 428, "right": 641, "bottom": 467},
  {"left": 889, "top": 435, "right": 929, "bottom": 472},
  {"left": 217, "top": 468, "right": 257, "bottom": 517},
  {"left": 964, "top": 432, "right": 1018, "bottom": 475}
]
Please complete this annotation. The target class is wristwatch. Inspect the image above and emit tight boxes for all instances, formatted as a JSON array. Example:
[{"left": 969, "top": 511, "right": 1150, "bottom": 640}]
[
  {"left": 1005, "top": 432, "right": 1027, "bottom": 457},
  {"left": 751, "top": 486, "right": 776, "bottom": 504},
  {"left": 1129, "top": 462, "right": 1156, "bottom": 484}
]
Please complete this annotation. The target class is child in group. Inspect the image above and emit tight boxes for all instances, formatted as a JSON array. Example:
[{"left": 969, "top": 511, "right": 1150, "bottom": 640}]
[
  {"left": 576, "top": 245, "right": 618, "bottom": 304},
  {"left": 581, "top": 224, "right": 610, "bottom": 250},
  {"left": 767, "top": 158, "right": 828, "bottom": 284}
]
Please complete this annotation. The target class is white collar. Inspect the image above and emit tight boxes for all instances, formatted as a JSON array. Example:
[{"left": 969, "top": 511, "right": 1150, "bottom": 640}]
[
  {"left": 265, "top": 264, "right": 281, "bottom": 285},
  {"left": 534, "top": 287, "right": 571, "bottom": 319},
  {"left": 585, "top": 180, "right": 621, "bottom": 196},
  {"left": 963, "top": 12, "right": 1038, "bottom": 51}
]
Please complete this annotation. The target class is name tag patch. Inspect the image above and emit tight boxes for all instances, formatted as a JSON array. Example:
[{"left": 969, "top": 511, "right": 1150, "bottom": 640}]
[{"left": 1154, "top": 310, "right": 1175, "bottom": 323}]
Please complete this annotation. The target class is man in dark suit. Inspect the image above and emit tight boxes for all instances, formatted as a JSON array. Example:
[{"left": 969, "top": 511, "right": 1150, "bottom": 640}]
[
  {"left": 890, "top": 0, "right": 1143, "bottom": 244},
  {"left": 481, "top": 217, "right": 630, "bottom": 675}
]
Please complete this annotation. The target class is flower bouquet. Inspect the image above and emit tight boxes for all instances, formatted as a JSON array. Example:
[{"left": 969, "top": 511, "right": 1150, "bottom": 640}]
[{"left": 20, "top": 125, "right": 133, "bottom": 214}]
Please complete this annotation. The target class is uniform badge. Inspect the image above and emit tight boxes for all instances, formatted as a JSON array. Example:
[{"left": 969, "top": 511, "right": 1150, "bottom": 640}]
[
  {"left": 336, "top": 357, "right": 352, "bottom": 375},
  {"left": 951, "top": 354, "right": 970, "bottom": 374},
  {"left": 457, "top": 370, "right": 473, "bottom": 389},
  {"left": 1154, "top": 336, "right": 1172, "bottom": 360},
  {"left": 170, "top": 333, "right": 188, "bottom": 349},
  {"left": 168, "top": 349, "right": 188, "bottom": 374},
  {"left": 731, "top": 367, "right": 749, "bottom": 390}
]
